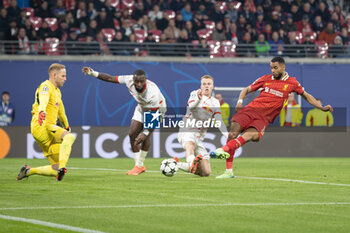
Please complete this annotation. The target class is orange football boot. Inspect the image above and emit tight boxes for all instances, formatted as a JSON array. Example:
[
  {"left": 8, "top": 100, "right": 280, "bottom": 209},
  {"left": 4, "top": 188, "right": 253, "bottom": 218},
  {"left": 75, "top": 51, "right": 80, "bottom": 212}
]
[
  {"left": 189, "top": 155, "right": 203, "bottom": 174},
  {"left": 126, "top": 165, "right": 146, "bottom": 175}
]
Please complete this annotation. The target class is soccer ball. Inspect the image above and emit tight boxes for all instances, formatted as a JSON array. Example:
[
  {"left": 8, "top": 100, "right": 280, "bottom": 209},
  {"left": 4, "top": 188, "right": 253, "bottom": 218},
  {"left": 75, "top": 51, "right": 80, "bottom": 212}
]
[{"left": 160, "top": 159, "right": 178, "bottom": 177}]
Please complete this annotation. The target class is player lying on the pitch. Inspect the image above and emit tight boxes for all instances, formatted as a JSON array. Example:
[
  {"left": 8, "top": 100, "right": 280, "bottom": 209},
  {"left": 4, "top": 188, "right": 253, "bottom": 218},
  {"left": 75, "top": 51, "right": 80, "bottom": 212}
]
[
  {"left": 211, "top": 56, "right": 333, "bottom": 178},
  {"left": 82, "top": 67, "right": 167, "bottom": 175},
  {"left": 176, "top": 75, "right": 228, "bottom": 176}
]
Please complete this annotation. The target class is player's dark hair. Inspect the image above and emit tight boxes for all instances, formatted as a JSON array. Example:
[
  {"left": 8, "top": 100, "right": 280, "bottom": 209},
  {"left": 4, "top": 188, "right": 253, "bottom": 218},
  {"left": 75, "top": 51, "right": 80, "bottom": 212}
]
[
  {"left": 2, "top": 91, "right": 10, "bottom": 96},
  {"left": 134, "top": 70, "right": 146, "bottom": 77},
  {"left": 271, "top": 56, "right": 285, "bottom": 65}
]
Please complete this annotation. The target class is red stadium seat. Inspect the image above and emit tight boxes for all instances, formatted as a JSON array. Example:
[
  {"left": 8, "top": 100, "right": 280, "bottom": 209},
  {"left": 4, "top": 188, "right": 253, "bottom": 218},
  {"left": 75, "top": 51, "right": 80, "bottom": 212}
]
[
  {"left": 121, "top": 0, "right": 135, "bottom": 13},
  {"left": 43, "top": 38, "right": 63, "bottom": 55},
  {"left": 221, "top": 40, "right": 236, "bottom": 57},
  {"left": 30, "top": 17, "right": 42, "bottom": 31},
  {"left": 196, "top": 28, "right": 212, "bottom": 40},
  {"left": 24, "top": 7, "right": 34, "bottom": 17},
  {"left": 110, "top": 0, "right": 120, "bottom": 10},
  {"left": 149, "top": 29, "right": 161, "bottom": 42},
  {"left": 45, "top": 18, "right": 59, "bottom": 31},
  {"left": 288, "top": 31, "right": 303, "bottom": 44},
  {"left": 207, "top": 40, "right": 222, "bottom": 58},
  {"left": 315, "top": 40, "right": 329, "bottom": 58},
  {"left": 134, "top": 29, "right": 147, "bottom": 43},
  {"left": 203, "top": 20, "right": 215, "bottom": 31},
  {"left": 164, "top": 10, "right": 175, "bottom": 20},
  {"left": 101, "top": 28, "right": 116, "bottom": 42}
]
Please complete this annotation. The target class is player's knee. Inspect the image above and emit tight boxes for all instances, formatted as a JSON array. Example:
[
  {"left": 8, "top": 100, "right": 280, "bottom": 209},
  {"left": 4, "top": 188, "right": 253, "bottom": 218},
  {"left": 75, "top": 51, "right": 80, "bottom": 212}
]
[
  {"left": 129, "top": 132, "right": 136, "bottom": 141},
  {"left": 200, "top": 170, "right": 211, "bottom": 177}
]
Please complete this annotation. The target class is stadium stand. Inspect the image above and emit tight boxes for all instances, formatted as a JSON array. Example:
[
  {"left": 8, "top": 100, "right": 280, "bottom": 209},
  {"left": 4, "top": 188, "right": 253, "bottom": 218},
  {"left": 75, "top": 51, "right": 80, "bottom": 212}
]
[{"left": 0, "top": 0, "right": 349, "bottom": 57}]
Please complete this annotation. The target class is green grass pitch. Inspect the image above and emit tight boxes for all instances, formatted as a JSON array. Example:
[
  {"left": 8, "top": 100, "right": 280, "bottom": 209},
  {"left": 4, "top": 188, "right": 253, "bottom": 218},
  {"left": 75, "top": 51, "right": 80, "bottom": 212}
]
[{"left": 1, "top": 158, "right": 350, "bottom": 233}]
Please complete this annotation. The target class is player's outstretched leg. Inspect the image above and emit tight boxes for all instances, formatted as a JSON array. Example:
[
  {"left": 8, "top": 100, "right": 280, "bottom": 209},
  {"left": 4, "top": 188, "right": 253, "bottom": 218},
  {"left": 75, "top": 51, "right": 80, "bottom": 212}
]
[
  {"left": 17, "top": 164, "right": 30, "bottom": 180},
  {"left": 210, "top": 148, "right": 230, "bottom": 159},
  {"left": 56, "top": 167, "right": 67, "bottom": 181},
  {"left": 57, "top": 133, "right": 75, "bottom": 181}
]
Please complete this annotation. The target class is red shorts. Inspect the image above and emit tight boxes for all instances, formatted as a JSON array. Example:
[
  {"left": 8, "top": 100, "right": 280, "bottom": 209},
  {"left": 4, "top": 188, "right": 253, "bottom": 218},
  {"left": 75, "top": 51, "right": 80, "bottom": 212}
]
[{"left": 231, "top": 107, "right": 269, "bottom": 139}]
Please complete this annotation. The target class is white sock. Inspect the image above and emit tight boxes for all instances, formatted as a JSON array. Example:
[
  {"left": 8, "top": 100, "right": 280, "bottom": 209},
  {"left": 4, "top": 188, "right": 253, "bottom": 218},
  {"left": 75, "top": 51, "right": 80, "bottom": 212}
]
[
  {"left": 186, "top": 155, "right": 195, "bottom": 166},
  {"left": 226, "top": 169, "right": 233, "bottom": 173},
  {"left": 134, "top": 151, "right": 141, "bottom": 166},
  {"left": 178, "top": 162, "right": 190, "bottom": 172},
  {"left": 136, "top": 150, "right": 148, "bottom": 167}
]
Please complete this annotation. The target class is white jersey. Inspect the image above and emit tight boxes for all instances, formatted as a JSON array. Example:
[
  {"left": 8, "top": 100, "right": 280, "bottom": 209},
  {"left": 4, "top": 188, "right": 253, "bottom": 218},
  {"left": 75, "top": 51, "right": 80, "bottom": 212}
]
[
  {"left": 117, "top": 75, "right": 166, "bottom": 111},
  {"left": 179, "top": 90, "right": 228, "bottom": 139}
]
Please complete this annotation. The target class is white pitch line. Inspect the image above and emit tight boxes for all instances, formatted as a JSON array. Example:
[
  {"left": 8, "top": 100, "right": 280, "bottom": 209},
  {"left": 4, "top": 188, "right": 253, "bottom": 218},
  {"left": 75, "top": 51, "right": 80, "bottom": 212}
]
[
  {"left": 69, "top": 167, "right": 350, "bottom": 187},
  {"left": 0, "top": 214, "right": 106, "bottom": 233},
  {"left": 1, "top": 202, "right": 350, "bottom": 211}
]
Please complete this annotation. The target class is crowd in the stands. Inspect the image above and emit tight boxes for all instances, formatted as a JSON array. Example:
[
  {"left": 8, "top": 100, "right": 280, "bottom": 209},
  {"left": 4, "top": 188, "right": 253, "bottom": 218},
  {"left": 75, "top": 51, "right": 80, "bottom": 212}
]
[{"left": 0, "top": 0, "right": 349, "bottom": 57}]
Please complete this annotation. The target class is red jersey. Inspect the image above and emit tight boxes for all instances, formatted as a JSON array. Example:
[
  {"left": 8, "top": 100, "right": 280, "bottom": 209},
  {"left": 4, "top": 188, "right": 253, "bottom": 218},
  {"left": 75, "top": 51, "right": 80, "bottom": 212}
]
[{"left": 246, "top": 73, "right": 305, "bottom": 123}]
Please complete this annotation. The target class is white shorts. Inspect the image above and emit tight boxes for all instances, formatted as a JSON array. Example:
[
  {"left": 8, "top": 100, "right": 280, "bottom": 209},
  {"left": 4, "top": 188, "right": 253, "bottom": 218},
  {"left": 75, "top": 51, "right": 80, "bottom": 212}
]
[{"left": 177, "top": 132, "right": 208, "bottom": 157}]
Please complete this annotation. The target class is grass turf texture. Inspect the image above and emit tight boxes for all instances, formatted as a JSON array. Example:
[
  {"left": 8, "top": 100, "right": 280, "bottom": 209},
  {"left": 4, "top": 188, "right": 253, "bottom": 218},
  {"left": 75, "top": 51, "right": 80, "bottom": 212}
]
[{"left": 1, "top": 158, "right": 350, "bottom": 233}]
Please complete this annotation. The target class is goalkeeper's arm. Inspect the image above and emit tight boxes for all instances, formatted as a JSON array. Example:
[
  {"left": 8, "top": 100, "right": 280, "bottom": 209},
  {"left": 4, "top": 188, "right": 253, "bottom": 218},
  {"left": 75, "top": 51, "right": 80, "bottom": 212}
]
[{"left": 82, "top": 67, "right": 119, "bottom": 83}]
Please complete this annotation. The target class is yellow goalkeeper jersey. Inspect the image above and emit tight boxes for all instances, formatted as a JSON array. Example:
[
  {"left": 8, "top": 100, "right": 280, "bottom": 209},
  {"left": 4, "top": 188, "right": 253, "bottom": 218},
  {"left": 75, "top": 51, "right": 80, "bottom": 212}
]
[{"left": 31, "top": 80, "right": 69, "bottom": 128}]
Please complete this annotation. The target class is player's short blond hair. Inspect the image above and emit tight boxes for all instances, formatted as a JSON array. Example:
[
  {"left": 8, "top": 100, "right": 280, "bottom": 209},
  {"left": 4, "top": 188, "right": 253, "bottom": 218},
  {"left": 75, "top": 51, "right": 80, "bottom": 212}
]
[
  {"left": 48, "top": 63, "right": 65, "bottom": 74},
  {"left": 201, "top": 75, "right": 214, "bottom": 82}
]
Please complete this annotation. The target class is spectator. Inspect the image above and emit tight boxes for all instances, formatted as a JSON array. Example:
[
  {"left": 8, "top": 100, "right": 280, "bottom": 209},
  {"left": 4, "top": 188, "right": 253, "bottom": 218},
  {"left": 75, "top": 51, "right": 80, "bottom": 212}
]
[
  {"left": 0, "top": 91, "right": 15, "bottom": 126},
  {"left": 184, "top": 21, "right": 197, "bottom": 41},
  {"left": 144, "top": 32, "right": 157, "bottom": 56},
  {"left": 280, "top": 93, "right": 303, "bottom": 127},
  {"left": 87, "top": 2, "right": 98, "bottom": 20},
  {"left": 191, "top": 11, "right": 205, "bottom": 32},
  {"left": 297, "top": 14, "right": 313, "bottom": 33},
  {"left": 127, "top": 33, "right": 141, "bottom": 56},
  {"left": 132, "top": 17, "right": 147, "bottom": 31},
  {"left": 17, "top": 27, "right": 31, "bottom": 54},
  {"left": 157, "top": 33, "right": 173, "bottom": 56},
  {"left": 155, "top": 9, "right": 169, "bottom": 31},
  {"left": 175, "top": 13, "right": 185, "bottom": 30},
  {"left": 5, "top": 20, "right": 18, "bottom": 54},
  {"left": 36, "top": 1, "right": 53, "bottom": 19},
  {"left": 215, "top": 93, "right": 230, "bottom": 127},
  {"left": 7, "top": 0, "right": 21, "bottom": 21},
  {"left": 164, "top": 19, "right": 181, "bottom": 42},
  {"left": 52, "top": 0, "right": 66, "bottom": 21},
  {"left": 312, "top": 15, "right": 324, "bottom": 34},
  {"left": 66, "top": 30, "right": 80, "bottom": 55},
  {"left": 290, "top": 4, "right": 302, "bottom": 22},
  {"left": 237, "top": 32, "right": 255, "bottom": 57},
  {"left": 239, "top": 2, "right": 255, "bottom": 26},
  {"left": 255, "top": 33, "right": 270, "bottom": 57},
  {"left": 330, "top": 12, "right": 341, "bottom": 33},
  {"left": 132, "top": 1, "right": 146, "bottom": 21},
  {"left": 23, "top": 18, "right": 36, "bottom": 41},
  {"left": 195, "top": 38, "right": 210, "bottom": 57},
  {"left": 95, "top": 8, "right": 113, "bottom": 29},
  {"left": 142, "top": 15, "right": 157, "bottom": 31},
  {"left": 343, "top": 14, "right": 350, "bottom": 33},
  {"left": 212, "top": 21, "right": 226, "bottom": 42},
  {"left": 283, "top": 13, "right": 298, "bottom": 33},
  {"left": 103, "top": 0, "right": 115, "bottom": 19},
  {"left": 328, "top": 36, "right": 346, "bottom": 58},
  {"left": 268, "top": 31, "right": 284, "bottom": 56},
  {"left": 305, "top": 98, "right": 334, "bottom": 127},
  {"left": 83, "top": 35, "right": 100, "bottom": 55},
  {"left": 37, "top": 21, "right": 54, "bottom": 40},
  {"left": 170, "top": 0, "right": 184, "bottom": 13},
  {"left": 65, "top": 12, "right": 78, "bottom": 28},
  {"left": 270, "top": 11, "right": 281, "bottom": 31},
  {"left": 210, "top": 2, "right": 224, "bottom": 23},
  {"left": 302, "top": 34, "right": 317, "bottom": 57},
  {"left": 300, "top": 2, "right": 313, "bottom": 21},
  {"left": 263, "top": 23, "right": 273, "bottom": 41},
  {"left": 285, "top": 31, "right": 302, "bottom": 57},
  {"left": 314, "top": 1, "right": 331, "bottom": 23},
  {"left": 227, "top": 22, "right": 240, "bottom": 44},
  {"left": 76, "top": 9, "right": 89, "bottom": 29},
  {"left": 318, "top": 22, "right": 337, "bottom": 45},
  {"left": 197, "top": 4, "right": 209, "bottom": 20},
  {"left": 278, "top": 28, "right": 289, "bottom": 44},
  {"left": 0, "top": 8, "right": 9, "bottom": 41},
  {"left": 56, "top": 21, "right": 68, "bottom": 41},
  {"left": 87, "top": 19, "right": 99, "bottom": 37},
  {"left": 226, "top": 1, "right": 238, "bottom": 23},
  {"left": 110, "top": 31, "right": 128, "bottom": 56},
  {"left": 340, "top": 27, "right": 349, "bottom": 45},
  {"left": 180, "top": 3, "right": 193, "bottom": 22},
  {"left": 255, "top": 13, "right": 265, "bottom": 34},
  {"left": 333, "top": 4, "right": 345, "bottom": 25},
  {"left": 223, "top": 15, "right": 231, "bottom": 34},
  {"left": 148, "top": 5, "right": 163, "bottom": 22}
]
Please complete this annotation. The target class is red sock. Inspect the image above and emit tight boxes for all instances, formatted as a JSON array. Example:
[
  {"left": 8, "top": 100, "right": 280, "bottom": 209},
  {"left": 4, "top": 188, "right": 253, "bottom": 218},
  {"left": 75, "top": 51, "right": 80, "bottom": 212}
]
[
  {"left": 223, "top": 136, "right": 246, "bottom": 152},
  {"left": 226, "top": 149, "right": 235, "bottom": 169}
]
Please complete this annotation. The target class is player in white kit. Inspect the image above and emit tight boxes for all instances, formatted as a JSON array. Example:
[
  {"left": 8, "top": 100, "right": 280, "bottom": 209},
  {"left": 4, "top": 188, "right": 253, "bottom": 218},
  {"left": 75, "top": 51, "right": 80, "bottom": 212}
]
[
  {"left": 82, "top": 67, "right": 166, "bottom": 175},
  {"left": 177, "top": 75, "right": 228, "bottom": 176}
]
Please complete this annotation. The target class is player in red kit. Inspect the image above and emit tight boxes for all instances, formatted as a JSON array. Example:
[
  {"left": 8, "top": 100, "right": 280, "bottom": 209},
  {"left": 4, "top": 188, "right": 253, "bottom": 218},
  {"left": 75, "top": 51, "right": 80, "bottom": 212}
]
[{"left": 211, "top": 56, "right": 333, "bottom": 178}]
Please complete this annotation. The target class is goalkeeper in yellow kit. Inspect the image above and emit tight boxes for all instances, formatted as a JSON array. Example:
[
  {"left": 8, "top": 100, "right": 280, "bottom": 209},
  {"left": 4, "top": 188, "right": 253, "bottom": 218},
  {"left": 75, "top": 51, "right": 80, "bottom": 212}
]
[{"left": 17, "top": 63, "right": 75, "bottom": 181}]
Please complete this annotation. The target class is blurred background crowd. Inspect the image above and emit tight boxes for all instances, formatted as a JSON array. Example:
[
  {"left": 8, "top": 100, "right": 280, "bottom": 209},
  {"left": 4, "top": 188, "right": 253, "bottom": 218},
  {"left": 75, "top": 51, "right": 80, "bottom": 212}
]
[{"left": 0, "top": 0, "right": 349, "bottom": 57}]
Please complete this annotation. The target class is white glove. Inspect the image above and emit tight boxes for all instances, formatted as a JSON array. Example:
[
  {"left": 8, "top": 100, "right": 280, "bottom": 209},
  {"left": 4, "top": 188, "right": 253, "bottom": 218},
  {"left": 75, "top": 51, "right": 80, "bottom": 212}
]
[{"left": 87, "top": 68, "right": 99, "bottom": 78}]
